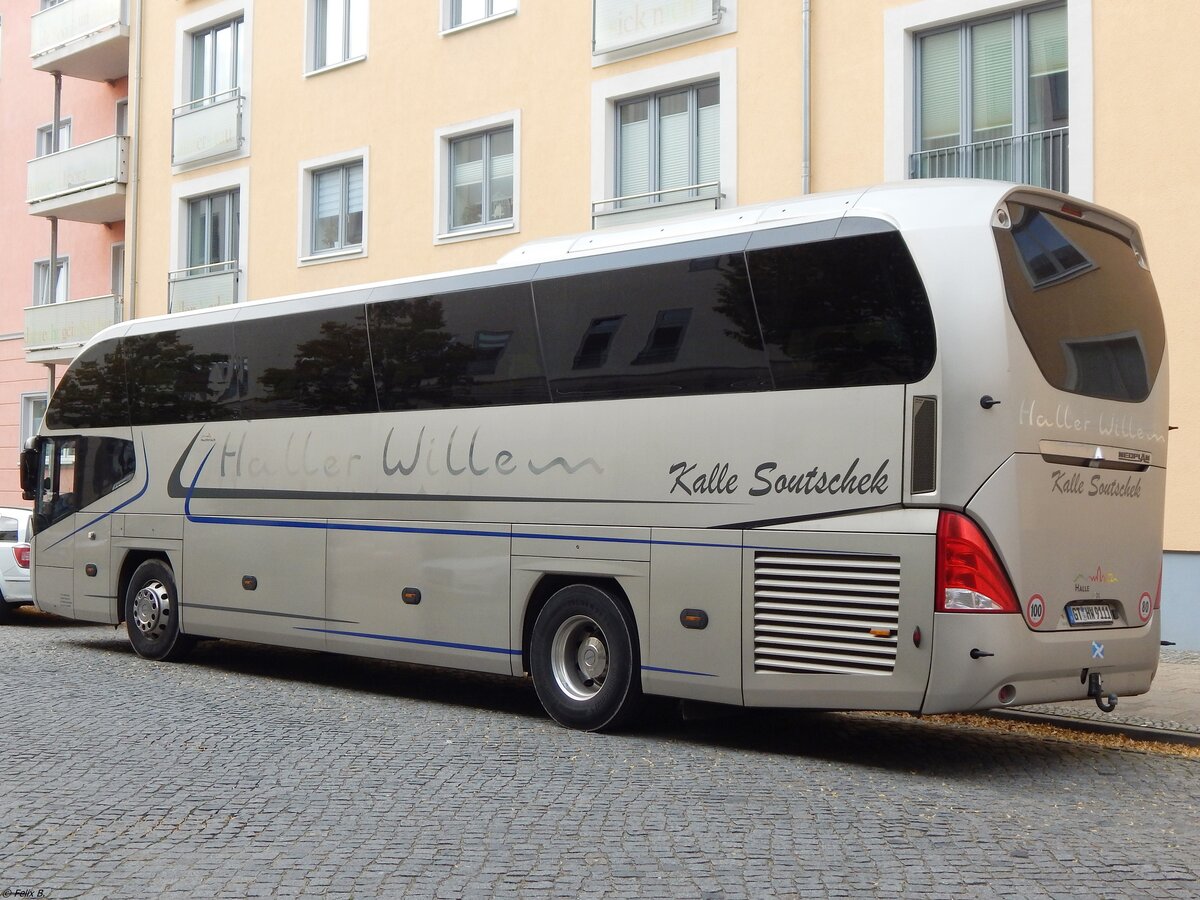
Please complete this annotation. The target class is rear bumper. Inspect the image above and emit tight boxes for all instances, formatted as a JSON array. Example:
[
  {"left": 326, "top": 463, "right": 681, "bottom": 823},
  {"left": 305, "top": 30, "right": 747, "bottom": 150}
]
[
  {"left": 922, "top": 612, "right": 1160, "bottom": 713},
  {"left": 1, "top": 576, "right": 33, "bottom": 605}
]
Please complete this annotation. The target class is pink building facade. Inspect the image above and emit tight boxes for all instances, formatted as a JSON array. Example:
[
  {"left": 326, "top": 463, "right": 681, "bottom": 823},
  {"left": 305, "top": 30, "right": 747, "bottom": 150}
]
[{"left": 0, "top": 0, "right": 128, "bottom": 505}]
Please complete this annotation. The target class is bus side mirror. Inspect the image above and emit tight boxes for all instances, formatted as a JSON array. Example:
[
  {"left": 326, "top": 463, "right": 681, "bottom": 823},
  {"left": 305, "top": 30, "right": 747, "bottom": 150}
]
[{"left": 20, "top": 445, "right": 39, "bottom": 502}]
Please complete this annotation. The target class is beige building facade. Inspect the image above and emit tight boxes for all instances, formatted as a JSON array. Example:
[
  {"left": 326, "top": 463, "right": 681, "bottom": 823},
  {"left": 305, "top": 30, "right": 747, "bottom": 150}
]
[{"left": 14, "top": 0, "right": 1198, "bottom": 635}]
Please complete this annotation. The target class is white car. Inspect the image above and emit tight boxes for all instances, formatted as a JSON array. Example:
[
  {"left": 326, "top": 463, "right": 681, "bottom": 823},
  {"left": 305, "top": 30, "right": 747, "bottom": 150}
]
[{"left": 0, "top": 507, "right": 32, "bottom": 622}]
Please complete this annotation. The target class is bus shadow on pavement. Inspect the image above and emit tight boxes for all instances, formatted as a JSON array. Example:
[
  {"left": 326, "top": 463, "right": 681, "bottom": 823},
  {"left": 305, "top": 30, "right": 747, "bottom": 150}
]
[
  {"left": 75, "top": 631, "right": 550, "bottom": 723},
  {"left": 2, "top": 607, "right": 105, "bottom": 629},
  {"left": 639, "top": 703, "right": 1096, "bottom": 774},
  {"left": 73, "top": 631, "right": 1093, "bottom": 772}
]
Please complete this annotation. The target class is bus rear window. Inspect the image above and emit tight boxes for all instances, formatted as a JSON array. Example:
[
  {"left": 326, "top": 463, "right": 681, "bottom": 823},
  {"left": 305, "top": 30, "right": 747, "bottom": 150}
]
[{"left": 996, "top": 207, "right": 1165, "bottom": 402}]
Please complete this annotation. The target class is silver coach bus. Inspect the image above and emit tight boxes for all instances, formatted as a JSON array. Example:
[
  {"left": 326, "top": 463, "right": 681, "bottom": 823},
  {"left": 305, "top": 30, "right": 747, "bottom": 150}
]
[{"left": 22, "top": 181, "right": 1168, "bottom": 731}]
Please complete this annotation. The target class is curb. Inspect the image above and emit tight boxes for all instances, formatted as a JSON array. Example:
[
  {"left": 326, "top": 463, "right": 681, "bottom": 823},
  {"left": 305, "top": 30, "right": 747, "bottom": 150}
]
[{"left": 986, "top": 709, "right": 1200, "bottom": 748}]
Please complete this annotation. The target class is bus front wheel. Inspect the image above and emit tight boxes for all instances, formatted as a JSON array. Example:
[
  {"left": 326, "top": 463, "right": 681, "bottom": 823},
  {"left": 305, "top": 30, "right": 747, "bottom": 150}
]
[
  {"left": 125, "top": 560, "right": 194, "bottom": 662},
  {"left": 530, "top": 584, "right": 643, "bottom": 731}
]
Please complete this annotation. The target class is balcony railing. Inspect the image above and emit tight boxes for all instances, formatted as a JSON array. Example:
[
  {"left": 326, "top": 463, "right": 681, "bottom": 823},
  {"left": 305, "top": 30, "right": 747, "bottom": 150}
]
[
  {"left": 172, "top": 90, "right": 244, "bottom": 167},
  {"left": 909, "top": 127, "right": 1069, "bottom": 193},
  {"left": 25, "top": 294, "right": 122, "bottom": 358},
  {"left": 27, "top": 134, "right": 128, "bottom": 224},
  {"left": 30, "top": 0, "right": 130, "bottom": 82},
  {"left": 169, "top": 265, "right": 241, "bottom": 313},
  {"left": 592, "top": 181, "right": 723, "bottom": 229}
]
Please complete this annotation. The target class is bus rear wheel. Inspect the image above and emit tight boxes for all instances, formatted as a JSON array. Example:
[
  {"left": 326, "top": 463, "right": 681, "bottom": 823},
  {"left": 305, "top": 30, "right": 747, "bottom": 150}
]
[
  {"left": 125, "top": 560, "right": 194, "bottom": 662},
  {"left": 530, "top": 584, "right": 642, "bottom": 732}
]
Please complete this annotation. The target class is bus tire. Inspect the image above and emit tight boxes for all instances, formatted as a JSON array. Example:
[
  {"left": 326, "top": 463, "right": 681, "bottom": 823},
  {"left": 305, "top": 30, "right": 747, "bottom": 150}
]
[
  {"left": 530, "top": 584, "right": 643, "bottom": 732},
  {"left": 125, "top": 560, "right": 194, "bottom": 662}
]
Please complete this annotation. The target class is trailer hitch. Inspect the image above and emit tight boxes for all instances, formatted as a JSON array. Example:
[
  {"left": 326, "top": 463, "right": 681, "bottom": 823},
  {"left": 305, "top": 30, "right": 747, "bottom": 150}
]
[{"left": 1087, "top": 672, "right": 1118, "bottom": 712}]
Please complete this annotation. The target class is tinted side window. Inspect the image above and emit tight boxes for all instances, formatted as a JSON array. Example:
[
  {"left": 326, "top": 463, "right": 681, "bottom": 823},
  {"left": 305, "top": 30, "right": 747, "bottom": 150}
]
[
  {"left": 0, "top": 517, "right": 17, "bottom": 543},
  {"left": 747, "top": 232, "right": 936, "bottom": 390},
  {"left": 126, "top": 324, "right": 239, "bottom": 425},
  {"left": 370, "top": 283, "right": 548, "bottom": 411},
  {"left": 45, "top": 338, "right": 129, "bottom": 430},
  {"left": 238, "top": 306, "right": 376, "bottom": 419},
  {"left": 534, "top": 254, "right": 770, "bottom": 402}
]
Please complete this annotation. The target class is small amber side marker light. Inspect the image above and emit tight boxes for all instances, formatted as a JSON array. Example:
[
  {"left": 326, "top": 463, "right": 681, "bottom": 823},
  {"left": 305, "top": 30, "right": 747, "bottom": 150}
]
[
  {"left": 402, "top": 587, "right": 422, "bottom": 605},
  {"left": 679, "top": 609, "right": 709, "bottom": 630}
]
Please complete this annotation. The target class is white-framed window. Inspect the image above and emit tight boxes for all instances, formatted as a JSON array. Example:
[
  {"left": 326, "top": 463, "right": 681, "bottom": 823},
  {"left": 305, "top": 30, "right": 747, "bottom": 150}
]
[
  {"left": 190, "top": 16, "right": 243, "bottom": 103},
  {"left": 913, "top": 2, "right": 1067, "bottom": 190},
  {"left": 591, "top": 0, "right": 737, "bottom": 67},
  {"left": 450, "top": 127, "right": 514, "bottom": 229},
  {"left": 307, "top": 0, "right": 367, "bottom": 73},
  {"left": 441, "top": 0, "right": 516, "bottom": 34},
  {"left": 174, "top": 1, "right": 254, "bottom": 169},
  {"left": 434, "top": 112, "right": 519, "bottom": 243},
  {"left": 170, "top": 167, "right": 250, "bottom": 307},
  {"left": 186, "top": 189, "right": 241, "bottom": 275},
  {"left": 20, "top": 394, "right": 48, "bottom": 449},
  {"left": 884, "top": 0, "right": 1093, "bottom": 200},
  {"left": 35, "top": 118, "right": 71, "bottom": 156},
  {"left": 33, "top": 258, "right": 68, "bottom": 306},
  {"left": 299, "top": 149, "right": 368, "bottom": 262},
  {"left": 616, "top": 81, "right": 719, "bottom": 208},
  {"left": 591, "top": 49, "right": 736, "bottom": 221},
  {"left": 115, "top": 98, "right": 128, "bottom": 135}
]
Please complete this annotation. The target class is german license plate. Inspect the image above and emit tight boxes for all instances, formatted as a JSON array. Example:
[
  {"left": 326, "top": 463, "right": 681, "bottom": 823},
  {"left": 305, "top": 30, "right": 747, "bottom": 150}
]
[{"left": 1067, "top": 604, "right": 1114, "bottom": 625}]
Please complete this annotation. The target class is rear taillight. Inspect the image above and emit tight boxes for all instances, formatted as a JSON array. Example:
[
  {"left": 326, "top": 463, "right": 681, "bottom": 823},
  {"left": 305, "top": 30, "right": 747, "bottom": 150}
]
[
  {"left": 13, "top": 544, "right": 30, "bottom": 569},
  {"left": 935, "top": 511, "right": 1020, "bottom": 613}
]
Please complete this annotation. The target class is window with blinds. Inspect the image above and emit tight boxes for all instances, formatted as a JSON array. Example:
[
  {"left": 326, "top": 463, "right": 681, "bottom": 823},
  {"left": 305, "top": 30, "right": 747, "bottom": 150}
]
[
  {"left": 617, "top": 81, "right": 719, "bottom": 207},
  {"left": 914, "top": 3, "right": 1067, "bottom": 191},
  {"left": 312, "top": 161, "right": 364, "bottom": 253},
  {"left": 450, "top": 127, "right": 514, "bottom": 230}
]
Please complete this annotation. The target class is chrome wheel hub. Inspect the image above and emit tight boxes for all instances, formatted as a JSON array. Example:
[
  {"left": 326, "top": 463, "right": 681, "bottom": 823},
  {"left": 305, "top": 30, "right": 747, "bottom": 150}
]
[
  {"left": 133, "top": 579, "right": 170, "bottom": 638},
  {"left": 551, "top": 615, "right": 609, "bottom": 701}
]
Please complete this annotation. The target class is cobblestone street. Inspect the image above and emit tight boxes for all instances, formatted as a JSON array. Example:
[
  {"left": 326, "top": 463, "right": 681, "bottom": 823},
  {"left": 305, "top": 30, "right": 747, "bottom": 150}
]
[{"left": 1, "top": 609, "right": 1197, "bottom": 898}]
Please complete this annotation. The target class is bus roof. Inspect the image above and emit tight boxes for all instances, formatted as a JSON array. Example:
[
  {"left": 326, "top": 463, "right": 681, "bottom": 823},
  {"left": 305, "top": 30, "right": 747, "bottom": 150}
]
[{"left": 106, "top": 180, "right": 1137, "bottom": 344}]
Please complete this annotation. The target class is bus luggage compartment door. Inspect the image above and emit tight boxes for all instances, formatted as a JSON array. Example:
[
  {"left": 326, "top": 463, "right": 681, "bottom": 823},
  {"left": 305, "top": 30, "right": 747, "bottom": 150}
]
[{"left": 741, "top": 527, "right": 935, "bottom": 711}]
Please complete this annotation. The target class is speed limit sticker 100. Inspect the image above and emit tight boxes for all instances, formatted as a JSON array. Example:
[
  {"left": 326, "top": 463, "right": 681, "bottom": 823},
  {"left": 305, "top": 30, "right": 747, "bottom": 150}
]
[{"left": 1027, "top": 594, "right": 1046, "bottom": 627}]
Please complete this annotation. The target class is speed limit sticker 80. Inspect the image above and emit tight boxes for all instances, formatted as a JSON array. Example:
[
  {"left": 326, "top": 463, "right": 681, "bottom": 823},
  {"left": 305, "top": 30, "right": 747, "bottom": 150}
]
[{"left": 1027, "top": 593, "right": 1046, "bottom": 627}]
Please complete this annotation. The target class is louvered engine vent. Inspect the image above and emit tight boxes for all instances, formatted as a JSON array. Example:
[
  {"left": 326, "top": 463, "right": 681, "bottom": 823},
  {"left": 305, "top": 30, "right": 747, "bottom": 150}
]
[{"left": 754, "top": 550, "right": 902, "bottom": 676}]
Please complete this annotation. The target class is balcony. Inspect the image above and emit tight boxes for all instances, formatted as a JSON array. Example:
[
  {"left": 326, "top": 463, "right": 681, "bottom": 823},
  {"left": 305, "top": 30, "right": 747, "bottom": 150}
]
[
  {"left": 27, "top": 135, "right": 128, "bottom": 224},
  {"left": 25, "top": 294, "right": 122, "bottom": 363},
  {"left": 173, "top": 91, "right": 244, "bottom": 167},
  {"left": 591, "top": 181, "right": 723, "bottom": 229},
  {"left": 909, "top": 127, "right": 1069, "bottom": 193},
  {"left": 30, "top": 0, "right": 130, "bottom": 82},
  {"left": 169, "top": 265, "right": 240, "bottom": 314}
]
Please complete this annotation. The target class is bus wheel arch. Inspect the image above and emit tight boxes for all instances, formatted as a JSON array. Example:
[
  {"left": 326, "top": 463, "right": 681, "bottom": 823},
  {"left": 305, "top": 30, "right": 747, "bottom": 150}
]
[
  {"left": 527, "top": 579, "right": 643, "bottom": 732},
  {"left": 123, "top": 558, "right": 195, "bottom": 662}
]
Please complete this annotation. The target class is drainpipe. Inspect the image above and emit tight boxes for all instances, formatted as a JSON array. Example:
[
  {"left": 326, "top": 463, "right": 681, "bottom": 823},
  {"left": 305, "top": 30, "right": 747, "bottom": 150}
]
[
  {"left": 125, "top": 0, "right": 144, "bottom": 321},
  {"left": 802, "top": 0, "right": 811, "bottom": 194},
  {"left": 49, "top": 72, "right": 62, "bottom": 304}
]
